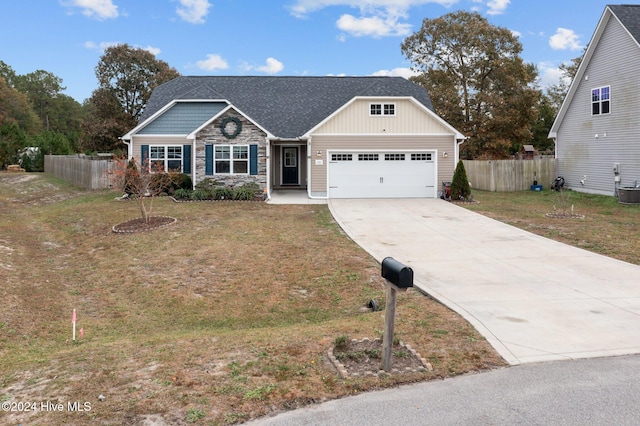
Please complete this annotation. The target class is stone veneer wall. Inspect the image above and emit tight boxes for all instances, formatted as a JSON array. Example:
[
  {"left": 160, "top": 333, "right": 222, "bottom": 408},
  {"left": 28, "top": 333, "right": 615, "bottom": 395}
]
[{"left": 194, "top": 110, "right": 268, "bottom": 189}]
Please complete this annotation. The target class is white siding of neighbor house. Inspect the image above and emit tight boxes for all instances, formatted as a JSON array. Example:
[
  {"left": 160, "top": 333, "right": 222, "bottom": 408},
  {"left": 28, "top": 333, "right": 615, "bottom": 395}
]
[
  {"left": 309, "top": 134, "right": 457, "bottom": 195},
  {"left": 313, "top": 98, "right": 451, "bottom": 135},
  {"left": 557, "top": 14, "right": 640, "bottom": 195}
]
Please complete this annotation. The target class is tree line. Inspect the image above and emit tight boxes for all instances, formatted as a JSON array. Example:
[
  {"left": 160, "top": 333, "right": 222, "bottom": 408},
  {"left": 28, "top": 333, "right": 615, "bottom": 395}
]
[
  {"left": 0, "top": 44, "right": 178, "bottom": 170},
  {"left": 1, "top": 11, "right": 579, "bottom": 171}
]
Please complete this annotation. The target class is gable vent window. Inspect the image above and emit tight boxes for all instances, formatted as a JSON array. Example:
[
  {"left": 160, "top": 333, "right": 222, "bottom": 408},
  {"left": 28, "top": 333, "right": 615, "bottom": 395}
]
[
  {"left": 370, "top": 103, "right": 396, "bottom": 116},
  {"left": 592, "top": 86, "right": 610, "bottom": 115}
]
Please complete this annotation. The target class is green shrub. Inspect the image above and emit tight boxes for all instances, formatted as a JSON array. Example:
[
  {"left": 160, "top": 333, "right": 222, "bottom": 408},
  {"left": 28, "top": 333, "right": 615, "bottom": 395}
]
[
  {"left": 450, "top": 160, "right": 471, "bottom": 201},
  {"left": 195, "top": 178, "right": 219, "bottom": 191},
  {"left": 190, "top": 189, "right": 212, "bottom": 201},
  {"left": 170, "top": 173, "right": 193, "bottom": 193},
  {"left": 233, "top": 182, "right": 260, "bottom": 200},
  {"left": 212, "top": 186, "right": 233, "bottom": 200},
  {"left": 173, "top": 188, "right": 191, "bottom": 200}
]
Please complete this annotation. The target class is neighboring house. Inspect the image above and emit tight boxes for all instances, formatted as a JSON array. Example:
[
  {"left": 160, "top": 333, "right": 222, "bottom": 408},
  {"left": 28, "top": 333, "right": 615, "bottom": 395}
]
[
  {"left": 122, "top": 76, "right": 465, "bottom": 199},
  {"left": 549, "top": 4, "right": 640, "bottom": 196}
]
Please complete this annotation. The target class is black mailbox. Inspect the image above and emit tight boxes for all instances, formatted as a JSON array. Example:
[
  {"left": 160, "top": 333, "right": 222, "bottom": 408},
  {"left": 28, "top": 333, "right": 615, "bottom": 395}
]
[{"left": 381, "top": 257, "right": 413, "bottom": 288}]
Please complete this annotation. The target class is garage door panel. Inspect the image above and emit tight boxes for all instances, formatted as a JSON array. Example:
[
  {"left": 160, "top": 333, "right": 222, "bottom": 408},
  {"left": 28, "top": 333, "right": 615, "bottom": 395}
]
[{"left": 328, "top": 151, "right": 435, "bottom": 199}]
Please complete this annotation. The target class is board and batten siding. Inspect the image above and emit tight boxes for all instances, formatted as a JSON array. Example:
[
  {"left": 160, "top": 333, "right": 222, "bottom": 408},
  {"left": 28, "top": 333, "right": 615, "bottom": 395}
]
[
  {"left": 312, "top": 98, "right": 451, "bottom": 135},
  {"left": 557, "top": 15, "right": 640, "bottom": 195},
  {"left": 309, "top": 135, "right": 456, "bottom": 195}
]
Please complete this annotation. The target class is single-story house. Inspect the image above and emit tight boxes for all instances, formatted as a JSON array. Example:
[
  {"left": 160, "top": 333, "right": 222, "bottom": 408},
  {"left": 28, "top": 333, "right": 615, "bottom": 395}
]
[
  {"left": 549, "top": 4, "right": 640, "bottom": 196},
  {"left": 122, "top": 76, "right": 465, "bottom": 199}
]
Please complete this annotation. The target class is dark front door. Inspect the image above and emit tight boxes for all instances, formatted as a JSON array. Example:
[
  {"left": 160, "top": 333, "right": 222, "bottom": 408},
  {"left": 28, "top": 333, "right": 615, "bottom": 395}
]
[{"left": 282, "top": 147, "right": 299, "bottom": 185}]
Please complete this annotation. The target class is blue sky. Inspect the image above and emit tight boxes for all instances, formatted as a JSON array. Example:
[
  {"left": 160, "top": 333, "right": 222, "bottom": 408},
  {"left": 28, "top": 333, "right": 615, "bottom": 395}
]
[{"left": 0, "top": 0, "right": 629, "bottom": 102}]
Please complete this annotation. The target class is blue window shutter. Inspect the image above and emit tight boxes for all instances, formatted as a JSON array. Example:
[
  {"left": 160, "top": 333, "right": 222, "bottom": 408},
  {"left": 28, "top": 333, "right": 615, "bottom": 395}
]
[
  {"left": 205, "top": 144, "right": 213, "bottom": 175},
  {"left": 250, "top": 144, "right": 258, "bottom": 175},
  {"left": 183, "top": 144, "right": 192, "bottom": 174},
  {"left": 141, "top": 145, "right": 149, "bottom": 166}
]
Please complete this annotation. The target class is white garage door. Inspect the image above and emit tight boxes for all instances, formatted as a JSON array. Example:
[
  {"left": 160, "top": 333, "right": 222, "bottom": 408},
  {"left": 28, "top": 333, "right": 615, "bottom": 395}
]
[{"left": 328, "top": 151, "right": 436, "bottom": 198}]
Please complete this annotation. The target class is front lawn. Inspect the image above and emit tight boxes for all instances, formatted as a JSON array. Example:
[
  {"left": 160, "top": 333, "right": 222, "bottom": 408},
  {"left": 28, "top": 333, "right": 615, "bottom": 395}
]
[{"left": 0, "top": 173, "right": 502, "bottom": 425}]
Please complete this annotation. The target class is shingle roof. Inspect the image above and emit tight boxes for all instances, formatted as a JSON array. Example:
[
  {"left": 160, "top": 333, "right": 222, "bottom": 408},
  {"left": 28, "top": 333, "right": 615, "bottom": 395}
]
[
  {"left": 609, "top": 4, "right": 640, "bottom": 42},
  {"left": 140, "top": 76, "right": 435, "bottom": 139}
]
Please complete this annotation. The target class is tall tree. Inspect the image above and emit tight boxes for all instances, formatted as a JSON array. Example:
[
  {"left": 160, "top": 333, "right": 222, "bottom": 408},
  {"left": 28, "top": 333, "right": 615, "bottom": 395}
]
[
  {"left": 402, "top": 11, "right": 540, "bottom": 159},
  {"left": 14, "top": 70, "right": 65, "bottom": 131},
  {"left": 81, "top": 44, "right": 180, "bottom": 152},
  {"left": 0, "top": 76, "right": 41, "bottom": 135},
  {"left": 95, "top": 44, "right": 179, "bottom": 121},
  {"left": 547, "top": 54, "right": 583, "bottom": 112}
]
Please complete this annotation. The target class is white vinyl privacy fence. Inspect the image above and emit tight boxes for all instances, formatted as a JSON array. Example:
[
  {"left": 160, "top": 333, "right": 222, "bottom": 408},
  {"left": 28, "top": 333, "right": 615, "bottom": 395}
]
[
  {"left": 45, "top": 155, "right": 114, "bottom": 190},
  {"left": 462, "top": 158, "right": 557, "bottom": 192}
]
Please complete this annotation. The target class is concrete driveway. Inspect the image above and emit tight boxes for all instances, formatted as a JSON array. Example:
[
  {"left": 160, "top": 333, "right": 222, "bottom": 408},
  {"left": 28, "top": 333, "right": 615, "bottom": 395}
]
[{"left": 328, "top": 198, "right": 640, "bottom": 365}]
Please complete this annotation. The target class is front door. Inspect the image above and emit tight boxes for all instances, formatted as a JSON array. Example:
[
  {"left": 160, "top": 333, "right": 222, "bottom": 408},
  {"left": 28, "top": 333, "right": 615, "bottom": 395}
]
[{"left": 282, "top": 147, "right": 299, "bottom": 185}]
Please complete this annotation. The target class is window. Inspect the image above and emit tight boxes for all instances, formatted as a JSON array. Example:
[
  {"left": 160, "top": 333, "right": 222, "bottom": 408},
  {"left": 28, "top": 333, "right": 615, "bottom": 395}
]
[
  {"left": 215, "top": 145, "right": 248, "bottom": 174},
  {"left": 411, "top": 153, "right": 432, "bottom": 161},
  {"left": 592, "top": 86, "right": 610, "bottom": 115},
  {"left": 150, "top": 145, "right": 182, "bottom": 172},
  {"left": 331, "top": 154, "right": 353, "bottom": 161},
  {"left": 358, "top": 154, "right": 379, "bottom": 161},
  {"left": 370, "top": 103, "right": 396, "bottom": 116},
  {"left": 384, "top": 153, "right": 405, "bottom": 161}
]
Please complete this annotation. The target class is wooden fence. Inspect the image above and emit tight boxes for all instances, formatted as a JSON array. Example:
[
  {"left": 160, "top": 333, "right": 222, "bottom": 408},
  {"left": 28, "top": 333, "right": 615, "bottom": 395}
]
[
  {"left": 44, "top": 155, "right": 114, "bottom": 190},
  {"left": 462, "top": 158, "right": 557, "bottom": 192}
]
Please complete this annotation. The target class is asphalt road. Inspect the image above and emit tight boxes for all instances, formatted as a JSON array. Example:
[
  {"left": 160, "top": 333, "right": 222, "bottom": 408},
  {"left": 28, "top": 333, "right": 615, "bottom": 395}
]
[{"left": 247, "top": 355, "right": 640, "bottom": 425}]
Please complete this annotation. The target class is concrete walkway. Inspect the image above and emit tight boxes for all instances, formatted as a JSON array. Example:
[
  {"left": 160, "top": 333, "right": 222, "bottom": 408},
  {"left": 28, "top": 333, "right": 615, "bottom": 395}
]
[{"left": 328, "top": 198, "right": 640, "bottom": 365}]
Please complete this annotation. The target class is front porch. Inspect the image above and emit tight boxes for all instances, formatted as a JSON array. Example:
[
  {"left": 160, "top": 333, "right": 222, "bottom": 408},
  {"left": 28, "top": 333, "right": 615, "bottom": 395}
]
[{"left": 270, "top": 143, "right": 307, "bottom": 190}]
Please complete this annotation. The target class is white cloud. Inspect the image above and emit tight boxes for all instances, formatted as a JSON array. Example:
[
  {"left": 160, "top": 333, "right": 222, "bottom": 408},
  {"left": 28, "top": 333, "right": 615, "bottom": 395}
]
[
  {"left": 549, "top": 28, "right": 583, "bottom": 50},
  {"left": 337, "top": 13, "right": 412, "bottom": 37},
  {"left": 196, "top": 54, "right": 229, "bottom": 71},
  {"left": 176, "top": 0, "right": 211, "bottom": 24},
  {"left": 486, "top": 0, "right": 509, "bottom": 15},
  {"left": 537, "top": 62, "right": 570, "bottom": 89},
  {"left": 256, "top": 57, "right": 285, "bottom": 74},
  {"left": 64, "top": 0, "right": 119, "bottom": 20},
  {"left": 84, "top": 41, "right": 161, "bottom": 56},
  {"left": 288, "top": 0, "right": 458, "bottom": 38},
  {"left": 370, "top": 67, "right": 418, "bottom": 79}
]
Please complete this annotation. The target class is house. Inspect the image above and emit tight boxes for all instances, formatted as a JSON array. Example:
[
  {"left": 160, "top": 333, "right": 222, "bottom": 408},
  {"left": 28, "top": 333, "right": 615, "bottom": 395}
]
[
  {"left": 122, "top": 76, "right": 465, "bottom": 199},
  {"left": 521, "top": 145, "right": 535, "bottom": 160},
  {"left": 549, "top": 5, "right": 640, "bottom": 196}
]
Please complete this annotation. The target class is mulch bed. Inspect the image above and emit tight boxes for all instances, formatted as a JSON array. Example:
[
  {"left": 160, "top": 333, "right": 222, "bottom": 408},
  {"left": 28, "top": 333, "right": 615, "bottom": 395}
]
[
  {"left": 112, "top": 216, "right": 177, "bottom": 234},
  {"left": 328, "top": 338, "right": 432, "bottom": 378}
]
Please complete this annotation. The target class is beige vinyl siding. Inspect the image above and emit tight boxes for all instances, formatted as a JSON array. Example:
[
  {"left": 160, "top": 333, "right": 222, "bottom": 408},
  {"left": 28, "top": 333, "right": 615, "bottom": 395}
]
[
  {"left": 313, "top": 98, "right": 451, "bottom": 135},
  {"left": 557, "top": 15, "right": 640, "bottom": 195},
  {"left": 310, "top": 135, "right": 456, "bottom": 194},
  {"left": 130, "top": 135, "right": 190, "bottom": 161}
]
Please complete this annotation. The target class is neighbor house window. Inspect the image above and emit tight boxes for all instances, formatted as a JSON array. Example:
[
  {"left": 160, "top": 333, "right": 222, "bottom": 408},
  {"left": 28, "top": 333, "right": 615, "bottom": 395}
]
[
  {"left": 215, "top": 145, "right": 248, "bottom": 174},
  {"left": 592, "top": 86, "right": 610, "bottom": 115},
  {"left": 150, "top": 145, "right": 182, "bottom": 172},
  {"left": 370, "top": 103, "right": 396, "bottom": 116}
]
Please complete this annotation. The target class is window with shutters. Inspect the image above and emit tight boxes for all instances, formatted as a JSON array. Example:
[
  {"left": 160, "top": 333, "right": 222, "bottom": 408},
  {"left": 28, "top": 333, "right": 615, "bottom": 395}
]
[
  {"left": 215, "top": 145, "right": 249, "bottom": 174},
  {"left": 149, "top": 145, "right": 182, "bottom": 172}
]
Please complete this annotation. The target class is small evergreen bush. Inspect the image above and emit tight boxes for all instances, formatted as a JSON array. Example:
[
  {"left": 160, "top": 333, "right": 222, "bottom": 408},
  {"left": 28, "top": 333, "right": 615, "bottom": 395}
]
[
  {"left": 173, "top": 188, "right": 191, "bottom": 200},
  {"left": 450, "top": 160, "right": 472, "bottom": 201}
]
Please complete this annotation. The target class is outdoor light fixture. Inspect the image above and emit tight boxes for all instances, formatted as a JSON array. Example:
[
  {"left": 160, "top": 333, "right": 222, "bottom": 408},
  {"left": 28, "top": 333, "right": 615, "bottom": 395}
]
[
  {"left": 443, "top": 152, "right": 448, "bottom": 158},
  {"left": 316, "top": 150, "right": 322, "bottom": 156}
]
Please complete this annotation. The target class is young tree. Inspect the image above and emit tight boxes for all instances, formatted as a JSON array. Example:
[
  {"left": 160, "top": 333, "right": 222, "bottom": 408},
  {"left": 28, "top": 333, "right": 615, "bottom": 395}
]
[
  {"left": 111, "top": 156, "right": 173, "bottom": 224},
  {"left": 0, "top": 76, "right": 41, "bottom": 136},
  {"left": 402, "top": 11, "right": 539, "bottom": 159}
]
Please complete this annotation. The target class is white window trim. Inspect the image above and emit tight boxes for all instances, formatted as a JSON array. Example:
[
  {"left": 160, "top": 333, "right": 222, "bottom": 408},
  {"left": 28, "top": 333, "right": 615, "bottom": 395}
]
[
  {"left": 369, "top": 103, "right": 396, "bottom": 117},
  {"left": 591, "top": 85, "right": 611, "bottom": 116},
  {"left": 214, "top": 144, "right": 249, "bottom": 175},
  {"left": 149, "top": 145, "right": 183, "bottom": 173}
]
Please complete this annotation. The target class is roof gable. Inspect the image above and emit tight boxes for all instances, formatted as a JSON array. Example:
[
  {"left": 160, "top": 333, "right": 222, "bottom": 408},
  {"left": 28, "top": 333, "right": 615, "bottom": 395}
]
[
  {"left": 137, "top": 101, "right": 227, "bottom": 135},
  {"left": 550, "top": 5, "right": 640, "bottom": 137},
  {"left": 140, "top": 76, "right": 436, "bottom": 139}
]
